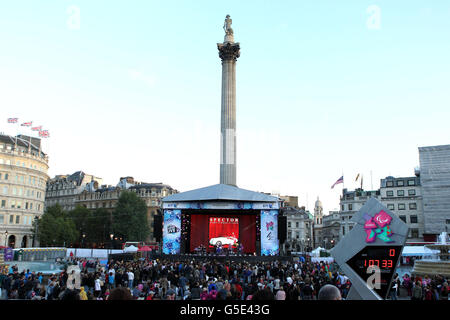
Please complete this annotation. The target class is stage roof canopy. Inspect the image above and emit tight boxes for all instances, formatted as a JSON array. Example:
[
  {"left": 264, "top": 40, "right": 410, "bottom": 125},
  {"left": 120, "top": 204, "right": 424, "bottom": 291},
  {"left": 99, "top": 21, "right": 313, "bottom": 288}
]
[{"left": 162, "top": 184, "right": 279, "bottom": 203}]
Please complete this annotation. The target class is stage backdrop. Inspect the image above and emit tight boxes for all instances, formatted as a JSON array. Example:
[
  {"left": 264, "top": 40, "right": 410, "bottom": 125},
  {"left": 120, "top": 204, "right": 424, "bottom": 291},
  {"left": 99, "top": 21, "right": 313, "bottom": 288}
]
[
  {"left": 162, "top": 209, "right": 181, "bottom": 254},
  {"left": 190, "top": 214, "right": 256, "bottom": 254},
  {"left": 260, "top": 209, "right": 279, "bottom": 256},
  {"left": 208, "top": 217, "right": 239, "bottom": 248}
]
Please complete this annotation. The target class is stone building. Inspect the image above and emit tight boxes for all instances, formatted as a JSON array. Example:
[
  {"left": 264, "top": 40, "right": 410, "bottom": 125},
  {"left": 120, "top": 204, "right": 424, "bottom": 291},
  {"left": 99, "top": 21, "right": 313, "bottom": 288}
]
[
  {"left": 0, "top": 134, "right": 49, "bottom": 248},
  {"left": 419, "top": 144, "right": 450, "bottom": 241},
  {"left": 338, "top": 171, "right": 424, "bottom": 242},
  {"left": 312, "top": 197, "right": 324, "bottom": 248},
  {"left": 321, "top": 211, "right": 341, "bottom": 249},
  {"left": 45, "top": 171, "right": 103, "bottom": 211},
  {"left": 380, "top": 174, "right": 424, "bottom": 242},
  {"left": 340, "top": 188, "right": 381, "bottom": 239},
  {"left": 75, "top": 177, "right": 178, "bottom": 242},
  {"left": 281, "top": 204, "right": 313, "bottom": 253}
]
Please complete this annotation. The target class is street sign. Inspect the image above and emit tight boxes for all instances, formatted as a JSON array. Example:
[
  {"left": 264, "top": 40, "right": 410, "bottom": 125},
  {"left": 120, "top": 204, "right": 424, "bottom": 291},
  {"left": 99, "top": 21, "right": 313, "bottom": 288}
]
[{"left": 330, "top": 198, "right": 408, "bottom": 300}]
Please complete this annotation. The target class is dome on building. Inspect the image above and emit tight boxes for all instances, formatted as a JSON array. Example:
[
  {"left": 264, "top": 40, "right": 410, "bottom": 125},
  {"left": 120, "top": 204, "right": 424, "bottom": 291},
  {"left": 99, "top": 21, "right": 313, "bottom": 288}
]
[{"left": 315, "top": 196, "right": 322, "bottom": 208}]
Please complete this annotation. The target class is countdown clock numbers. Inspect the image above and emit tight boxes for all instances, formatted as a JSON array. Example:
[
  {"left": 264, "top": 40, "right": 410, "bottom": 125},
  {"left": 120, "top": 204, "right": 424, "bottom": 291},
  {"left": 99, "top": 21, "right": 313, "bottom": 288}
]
[{"left": 346, "top": 245, "right": 403, "bottom": 299}]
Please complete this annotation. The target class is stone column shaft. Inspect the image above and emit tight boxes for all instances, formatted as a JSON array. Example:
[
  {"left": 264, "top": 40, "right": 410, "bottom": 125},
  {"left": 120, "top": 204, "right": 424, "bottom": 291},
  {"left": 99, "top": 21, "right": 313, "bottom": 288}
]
[{"left": 218, "top": 42, "right": 240, "bottom": 186}]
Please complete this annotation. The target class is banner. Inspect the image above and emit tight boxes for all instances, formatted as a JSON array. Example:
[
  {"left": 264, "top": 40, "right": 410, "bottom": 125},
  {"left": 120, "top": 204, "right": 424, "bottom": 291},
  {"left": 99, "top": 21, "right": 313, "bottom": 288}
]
[
  {"left": 260, "top": 210, "right": 279, "bottom": 256},
  {"left": 162, "top": 209, "right": 181, "bottom": 254},
  {"left": 208, "top": 217, "right": 239, "bottom": 248}
]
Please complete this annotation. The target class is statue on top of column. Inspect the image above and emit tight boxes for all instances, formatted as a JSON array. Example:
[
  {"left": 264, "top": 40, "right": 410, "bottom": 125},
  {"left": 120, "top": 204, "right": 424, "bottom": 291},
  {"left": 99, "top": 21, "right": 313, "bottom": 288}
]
[{"left": 223, "top": 15, "right": 234, "bottom": 43}]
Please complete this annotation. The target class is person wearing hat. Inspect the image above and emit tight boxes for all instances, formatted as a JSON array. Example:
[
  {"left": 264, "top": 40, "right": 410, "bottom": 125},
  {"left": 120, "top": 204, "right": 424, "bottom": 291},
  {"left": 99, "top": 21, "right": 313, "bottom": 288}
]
[{"left": 166, "top": 288, "right": 176, "bottom": 300}]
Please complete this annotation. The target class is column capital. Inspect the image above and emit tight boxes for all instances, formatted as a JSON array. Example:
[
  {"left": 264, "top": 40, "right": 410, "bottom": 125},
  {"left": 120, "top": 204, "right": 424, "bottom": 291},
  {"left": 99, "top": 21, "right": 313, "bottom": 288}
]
[{"left": 217, "top": 42, "right": 240, "bottom": 61}]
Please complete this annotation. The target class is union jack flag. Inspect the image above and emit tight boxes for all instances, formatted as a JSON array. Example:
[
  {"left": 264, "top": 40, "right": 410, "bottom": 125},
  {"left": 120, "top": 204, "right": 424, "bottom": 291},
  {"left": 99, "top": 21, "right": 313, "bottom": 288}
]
[
  {"left": 21, "top": 121, "right": 32, "bottom": 126},
  {"left": 7, "top": 118, "right": 18, "bottom": 123},
  {"left": 39, "top": 130, "right": 50, "bottom": 138},
  {"left": 31, "top": 126, "right": 42, "bottom": 131}
]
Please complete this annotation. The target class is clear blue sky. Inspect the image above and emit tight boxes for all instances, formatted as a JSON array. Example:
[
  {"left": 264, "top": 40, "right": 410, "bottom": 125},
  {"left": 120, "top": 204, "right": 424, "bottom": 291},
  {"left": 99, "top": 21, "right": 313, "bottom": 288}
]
[{"left": 1, "top": 1, "right": 449, "bottom": 214}]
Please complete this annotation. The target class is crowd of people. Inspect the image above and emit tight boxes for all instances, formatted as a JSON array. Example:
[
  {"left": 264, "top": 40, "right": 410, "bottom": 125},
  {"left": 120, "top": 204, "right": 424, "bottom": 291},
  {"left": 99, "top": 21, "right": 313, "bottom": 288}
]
[
  {"left": 0, "top": 257, "right": 347, "bottom": 300},
  {"left": 388, "top": 272, "right": 449, "bottom": 301},
  {"left": 0, "top": 256, "right": 448, "bottom": 301}
]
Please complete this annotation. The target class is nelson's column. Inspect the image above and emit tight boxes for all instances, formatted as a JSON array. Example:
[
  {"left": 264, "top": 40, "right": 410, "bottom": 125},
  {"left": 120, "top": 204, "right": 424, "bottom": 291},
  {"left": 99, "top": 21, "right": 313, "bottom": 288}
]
[{"left": 218, "top": 15, "right": 240, "bottom": 186}]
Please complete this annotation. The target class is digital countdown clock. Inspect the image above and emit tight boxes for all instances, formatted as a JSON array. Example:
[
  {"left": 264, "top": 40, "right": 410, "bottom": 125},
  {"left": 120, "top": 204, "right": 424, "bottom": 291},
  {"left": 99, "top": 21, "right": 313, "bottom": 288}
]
[
  {"left": 330, "top": 198, "right": 408, "bottom": 300},
  {"left": 346, "top": 245, "right": 403, "bottom": 299}
]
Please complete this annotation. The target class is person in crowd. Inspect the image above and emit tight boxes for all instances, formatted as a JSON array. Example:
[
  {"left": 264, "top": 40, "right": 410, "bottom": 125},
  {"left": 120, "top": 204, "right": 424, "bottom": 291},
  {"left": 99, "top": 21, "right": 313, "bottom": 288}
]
[{"left": 318, "top": 284, "right": 342, "bottom": 300}]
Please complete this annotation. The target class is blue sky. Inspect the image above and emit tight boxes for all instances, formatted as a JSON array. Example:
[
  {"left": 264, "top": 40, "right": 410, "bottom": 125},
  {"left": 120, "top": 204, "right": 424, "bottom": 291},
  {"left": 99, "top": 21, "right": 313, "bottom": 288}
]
[{"left": 1, "top": 1, "right": 449, "bottom": 213}]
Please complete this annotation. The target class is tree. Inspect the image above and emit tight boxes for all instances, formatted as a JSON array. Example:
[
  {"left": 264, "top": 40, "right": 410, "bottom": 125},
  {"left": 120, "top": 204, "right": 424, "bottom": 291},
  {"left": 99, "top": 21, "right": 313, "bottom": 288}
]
[
  {"left": 67, "top": 205, "right": 112, "bottom": 247},
  {"left": 35, "top": 204, "right": 78, "bottom": 247},
  {"left": 112, "top": 191, "right": 149, "bottom": 242}
]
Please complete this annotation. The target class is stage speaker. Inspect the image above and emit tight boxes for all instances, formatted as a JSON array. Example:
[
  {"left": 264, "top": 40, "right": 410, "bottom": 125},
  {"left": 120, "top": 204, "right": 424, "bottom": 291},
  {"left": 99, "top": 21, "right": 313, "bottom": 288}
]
[
  {"left": 278, "top": 214, "right": 287, "bottom": 244},
  {"left": 153, "top": 214, "right": 163, "bottom": 242}
]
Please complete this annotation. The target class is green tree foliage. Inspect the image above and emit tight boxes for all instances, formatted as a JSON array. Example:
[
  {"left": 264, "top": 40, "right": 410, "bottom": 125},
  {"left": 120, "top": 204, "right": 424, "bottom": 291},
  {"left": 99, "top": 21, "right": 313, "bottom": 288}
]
[
  {"left": 36, "top": 204, "right": 78, "bottom": 247},
  {"left": 67, "top": 205, "right": 112, "bottom": 246},
  {"left": 112, "top": 191, "right": 149, "bottom": 242}
]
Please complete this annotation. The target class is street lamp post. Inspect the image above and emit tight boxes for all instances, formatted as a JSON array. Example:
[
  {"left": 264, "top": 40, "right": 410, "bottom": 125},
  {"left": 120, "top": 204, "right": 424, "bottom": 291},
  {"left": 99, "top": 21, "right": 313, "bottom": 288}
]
[
  {"left": 82, "top": 233, "right": 86, "bottom": 248},
  {"left": 5, "top": 230, "right": 8, "bottom": 247}
]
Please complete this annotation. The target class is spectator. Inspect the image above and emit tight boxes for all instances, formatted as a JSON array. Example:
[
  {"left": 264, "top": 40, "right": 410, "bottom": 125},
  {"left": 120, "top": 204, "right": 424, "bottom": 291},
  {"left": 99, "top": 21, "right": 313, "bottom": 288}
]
[{"left": 318, "top": 284, "right": 342, "bottom": 300}]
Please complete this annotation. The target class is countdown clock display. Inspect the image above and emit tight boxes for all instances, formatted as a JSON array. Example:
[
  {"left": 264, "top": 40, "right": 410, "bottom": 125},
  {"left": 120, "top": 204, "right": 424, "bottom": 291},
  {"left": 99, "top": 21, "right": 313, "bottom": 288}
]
[
  {"left": 330, "top": 198, "right": 408, "bottom": 300},
  {"left": 346, "top": 245, "right": 403, "bottom": 299}
]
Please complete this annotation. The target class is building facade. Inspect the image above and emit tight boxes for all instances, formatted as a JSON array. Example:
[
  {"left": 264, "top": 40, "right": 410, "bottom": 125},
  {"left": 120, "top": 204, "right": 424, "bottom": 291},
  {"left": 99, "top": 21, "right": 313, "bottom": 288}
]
[
  {"left": 0, "top": 134, "right": 49, "bottom": 248},
  {"left": 380, "top": 174, "right": 424, "bottom": 242},
  {"left": 75, "top": 177, "right": 178, "bottom": 243},
  {"left": 312, "top": 197, "right": 324, "bottom": 248},
  {"left": 419, "top": 145, "right": 450, "bottom": 241},
  {"left": 340, "top": 188, "right": 381, "bottom": 239},
  {"left": 282, "top": 205, "right": 313, "bottom": 253},
  {"left": 45, "top": 171, "right": 103, "bottom": 211},
  {"left": 337, "top": 172, "right": 424, "bottom": 242}
]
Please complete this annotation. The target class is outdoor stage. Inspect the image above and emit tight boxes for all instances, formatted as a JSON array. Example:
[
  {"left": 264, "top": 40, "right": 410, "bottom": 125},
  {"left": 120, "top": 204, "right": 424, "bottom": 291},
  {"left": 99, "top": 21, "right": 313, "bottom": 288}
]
[{"left": 161, "top": 184, "right": 282, "bottom": 257}]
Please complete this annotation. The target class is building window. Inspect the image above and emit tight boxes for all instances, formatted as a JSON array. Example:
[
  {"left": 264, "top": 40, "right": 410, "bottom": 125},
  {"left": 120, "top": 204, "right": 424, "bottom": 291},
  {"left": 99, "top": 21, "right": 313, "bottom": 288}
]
[
  {"left": 295, "top": 222, "right": 299, "bottom": 228},
  {"left": 387, "top": 204, "right": 395, "bottom": 210},
  {"left": 10, "top": 200, "right": 15, "bottom": 208},
  {"left": 25, "top": 202, "right": 29, "bottom": 209},
  {"left": 409, "top": 203, "right": 417, "bottom": 210},
  {"left": 341, "top": 205, "right": 345, "bottom": 211},
  {"left": 288, "top": 222, "right": 291, "bottom": 228},
  {"left": 386, "top": 181, "right": 394, "bottom": 187},
  {"left": 386, "top": 191, "right": 394, "bottom": 197},
  {"left": 9, "top": 215, "right": 13, "bottom": 223},
  {"left": 15, "top": 215, "right": 20, "bottom": 224},
  {"left": 348, "top": 204, "right": 353, "bottom": 211},
  {"left": 410, "top": 215, "right": 418, "bottom": 224},
  {"left": 408, "top": 189, "right": 416, "bottom": 196},
  {"left": 397, "top": 180, "right": 404, "bottom": 186},
  {"left": 407, "top": 179, "right": 415, "bottom": 186},
  {"left": 397, "top": 190, "right": 404, "bottom": 196},
  {"left": 399, "top": 216, "right": 407, "bottom": 223},
  {"left": 0, "top": 215, "right": 3, "bottom": 224},
  {"left": 2, "top": 186, "right": 7, "bottom": 195},
  {"left": 1, "top": 200, "right": 5, "bottom": 208},
  {"left": 398, "top": 203, "right": 405, "bottom": 210},
  {"left": 410, "top": 229, "right": 419, "bottom": 238},
  {"left": 342, "top": 227, "right": 345, "bottom": 235}
]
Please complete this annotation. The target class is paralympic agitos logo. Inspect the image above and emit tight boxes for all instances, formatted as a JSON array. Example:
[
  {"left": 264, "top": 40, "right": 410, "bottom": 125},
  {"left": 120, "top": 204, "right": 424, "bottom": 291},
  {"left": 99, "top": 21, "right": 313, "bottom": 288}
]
[{"left": 363, "top": 210, "right": 394, "bottom": 243}]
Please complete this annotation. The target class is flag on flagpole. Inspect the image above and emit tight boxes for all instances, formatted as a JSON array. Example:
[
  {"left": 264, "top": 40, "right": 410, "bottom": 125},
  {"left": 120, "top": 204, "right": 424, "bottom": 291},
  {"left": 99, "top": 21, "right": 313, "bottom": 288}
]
[
  {"left": 7, "top": 118, "right": 18, "bottom": 123},
  {"left": 39, "top": 130, "right": 50, "bottom": 138},
  {"left": 31, "top": 126, "right": 42, "bottom": 131},
  {"left": 331, "top": 176, "right": 344, "bottom": 189},
  {"left": 21, "top": 121, "right": 32, "bottom": 126}
]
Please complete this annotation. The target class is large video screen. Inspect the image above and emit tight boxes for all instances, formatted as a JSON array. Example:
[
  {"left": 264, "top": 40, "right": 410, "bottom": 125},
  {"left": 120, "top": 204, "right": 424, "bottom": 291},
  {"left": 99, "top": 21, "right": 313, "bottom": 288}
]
[
  {"left": 261, "top": 210, "right": 279, "bottom": 256},
  {"left": 162, "top": 209, "right": 181, "bottom": 254},
  {"left": 208, "top": 217, "right": 239, "bottom": 248}
]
